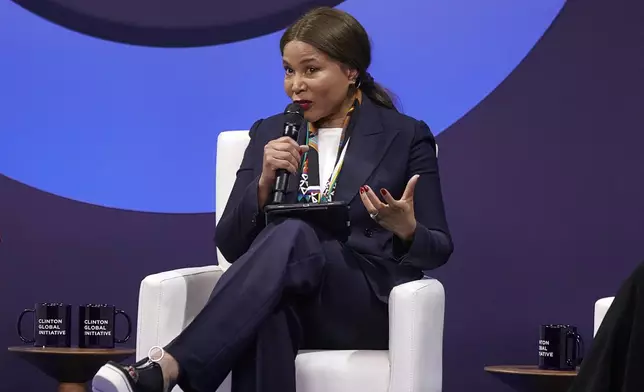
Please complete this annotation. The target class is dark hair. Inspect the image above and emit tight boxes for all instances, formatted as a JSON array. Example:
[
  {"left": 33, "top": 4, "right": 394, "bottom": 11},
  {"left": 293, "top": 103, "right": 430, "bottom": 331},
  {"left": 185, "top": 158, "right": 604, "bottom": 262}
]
[{"left": 280, "top": 7, "right": 397, "bottom": 110}]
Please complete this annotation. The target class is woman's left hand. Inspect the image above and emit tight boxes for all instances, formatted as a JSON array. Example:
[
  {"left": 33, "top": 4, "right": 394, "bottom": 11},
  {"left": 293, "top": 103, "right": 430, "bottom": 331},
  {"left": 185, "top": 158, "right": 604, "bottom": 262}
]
[{"left": 359, "top": 174, "right": 419, "bottom": 242}]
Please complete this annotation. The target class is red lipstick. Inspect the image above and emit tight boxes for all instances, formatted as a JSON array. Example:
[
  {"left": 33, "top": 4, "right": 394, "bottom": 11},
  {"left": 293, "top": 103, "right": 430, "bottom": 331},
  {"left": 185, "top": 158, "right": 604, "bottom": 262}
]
[{"left": 295, "top": 100, "right": 312, "bottom": 110}]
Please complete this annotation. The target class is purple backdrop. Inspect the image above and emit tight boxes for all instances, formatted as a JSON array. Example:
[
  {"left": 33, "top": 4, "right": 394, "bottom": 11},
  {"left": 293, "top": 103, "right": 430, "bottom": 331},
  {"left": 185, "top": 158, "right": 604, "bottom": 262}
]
[
  {"left": 430, "top": 0, "right": 644, "bottom": 389},
  {"left": 1, "top": 0, "right": 644, "bottom": 391}
]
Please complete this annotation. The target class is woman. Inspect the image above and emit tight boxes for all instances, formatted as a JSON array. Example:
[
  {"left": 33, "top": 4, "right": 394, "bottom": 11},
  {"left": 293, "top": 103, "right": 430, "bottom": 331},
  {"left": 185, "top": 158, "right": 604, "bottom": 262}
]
[
  {"left": 568, "top": 260, "right": 644, "bottom": 392},
  {"left": 92, "top": 6, "right": 453, "bottom": 392}
]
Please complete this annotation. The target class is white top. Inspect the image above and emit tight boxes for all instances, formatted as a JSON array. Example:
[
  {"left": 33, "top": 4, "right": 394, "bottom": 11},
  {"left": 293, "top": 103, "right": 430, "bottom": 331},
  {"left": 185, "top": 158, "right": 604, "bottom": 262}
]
[{"left": 316, "top": 127, "right": 343, "bottom": 187}]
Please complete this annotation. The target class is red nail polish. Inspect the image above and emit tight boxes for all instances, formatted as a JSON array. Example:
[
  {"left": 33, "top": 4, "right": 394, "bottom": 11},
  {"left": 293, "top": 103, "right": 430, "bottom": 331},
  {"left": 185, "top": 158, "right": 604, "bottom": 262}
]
[
  {"left": 380, "top": 188, "right": 387, "bottom": 196},
  {"left": 359, "top": 186, "right": 365, "bottom": 194}
]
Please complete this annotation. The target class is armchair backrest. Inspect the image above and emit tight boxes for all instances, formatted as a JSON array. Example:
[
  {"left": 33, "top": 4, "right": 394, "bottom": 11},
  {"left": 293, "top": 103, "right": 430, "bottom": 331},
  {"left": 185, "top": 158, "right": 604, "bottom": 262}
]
[{"left": 215, "top": 130, "right": 251, "bottom": 270}]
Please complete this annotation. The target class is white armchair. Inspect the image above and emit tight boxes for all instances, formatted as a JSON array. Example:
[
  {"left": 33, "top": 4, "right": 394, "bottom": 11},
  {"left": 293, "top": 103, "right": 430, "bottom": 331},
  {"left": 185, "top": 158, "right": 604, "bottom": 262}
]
[
  {"left": 593, "top": 296, "right": 615, "bottom": 337},
  {"left": 135, "top": 131, "right": 446, "bottom": 392}
]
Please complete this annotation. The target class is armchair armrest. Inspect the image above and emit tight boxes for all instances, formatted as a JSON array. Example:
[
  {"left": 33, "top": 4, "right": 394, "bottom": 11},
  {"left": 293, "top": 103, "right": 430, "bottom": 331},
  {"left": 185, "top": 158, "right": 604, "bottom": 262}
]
[
  {"left": 136, "top": 266, "right": 225, "bottom": 361},
  {"left": 388, "top": 277, "right": 445, "bottom": 392}
]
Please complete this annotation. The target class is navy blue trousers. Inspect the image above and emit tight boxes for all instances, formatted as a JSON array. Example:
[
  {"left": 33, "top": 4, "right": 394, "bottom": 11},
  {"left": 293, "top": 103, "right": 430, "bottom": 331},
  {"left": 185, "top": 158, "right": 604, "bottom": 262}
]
[{"left": 165, "top": 219, "right": 389, "bottom": 392}]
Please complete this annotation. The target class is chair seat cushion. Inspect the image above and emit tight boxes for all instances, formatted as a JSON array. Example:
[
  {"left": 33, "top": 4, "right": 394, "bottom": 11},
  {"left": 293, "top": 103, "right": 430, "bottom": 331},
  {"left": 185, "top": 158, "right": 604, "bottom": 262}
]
[{"left": 295, "top": 350, "right": 390, "bottom": 392}]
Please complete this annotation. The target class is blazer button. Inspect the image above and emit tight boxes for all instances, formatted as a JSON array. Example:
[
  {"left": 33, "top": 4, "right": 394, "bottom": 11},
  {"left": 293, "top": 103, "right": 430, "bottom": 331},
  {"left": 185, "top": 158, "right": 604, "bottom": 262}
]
[{"left": 364, "top": 228, "right": 373, "bottom": 238}]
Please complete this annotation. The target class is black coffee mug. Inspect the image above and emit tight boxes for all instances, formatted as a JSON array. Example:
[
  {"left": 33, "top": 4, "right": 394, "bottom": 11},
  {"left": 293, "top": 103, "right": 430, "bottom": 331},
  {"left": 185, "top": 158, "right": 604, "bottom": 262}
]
[
  {"left": 538, "top": 324, "right": 584, "bottom": 370},
  {"left": 17, "top": 303, "right": 72, "bottom": 347},
  {"left": 78, "top": 304, "right": 132, "bottom": 348}
]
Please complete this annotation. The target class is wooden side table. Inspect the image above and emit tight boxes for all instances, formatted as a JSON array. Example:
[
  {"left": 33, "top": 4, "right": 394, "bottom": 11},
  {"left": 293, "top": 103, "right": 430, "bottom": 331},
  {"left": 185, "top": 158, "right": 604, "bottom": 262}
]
[
  {"left": 484, "top": 365, "right": 578, "bottom": 392},
  {"left": 8, "top": 346, "right": 135, "bottom": 392}
]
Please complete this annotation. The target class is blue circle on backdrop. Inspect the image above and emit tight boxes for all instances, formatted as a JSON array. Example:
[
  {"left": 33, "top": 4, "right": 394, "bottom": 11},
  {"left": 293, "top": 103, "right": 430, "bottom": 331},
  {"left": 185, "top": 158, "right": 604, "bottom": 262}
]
[{"left": 0, "top": 0, "right": 565, "bottom": 213}]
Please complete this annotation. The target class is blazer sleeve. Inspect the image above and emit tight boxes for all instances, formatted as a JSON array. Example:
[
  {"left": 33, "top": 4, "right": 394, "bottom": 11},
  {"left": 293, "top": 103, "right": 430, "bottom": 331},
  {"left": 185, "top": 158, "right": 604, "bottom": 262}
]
[
  {"left": 392, "top": 120, "right": 454, "bottom": 270},
  {"left": 215, "top": 119, "right": 267, "bottom": 263}
]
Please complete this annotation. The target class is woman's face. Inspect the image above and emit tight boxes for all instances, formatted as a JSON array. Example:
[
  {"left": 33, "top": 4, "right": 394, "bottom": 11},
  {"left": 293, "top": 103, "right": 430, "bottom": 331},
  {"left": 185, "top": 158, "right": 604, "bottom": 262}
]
[{"left": 283, "top": 40, "right": 357, "bottom": 126}]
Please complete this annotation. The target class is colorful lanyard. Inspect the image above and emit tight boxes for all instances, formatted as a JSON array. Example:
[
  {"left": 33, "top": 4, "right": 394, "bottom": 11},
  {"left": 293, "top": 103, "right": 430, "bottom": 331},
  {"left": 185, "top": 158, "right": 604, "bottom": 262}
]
[{"left": 301, "top": 123, "right": 351, "bottom": 203}]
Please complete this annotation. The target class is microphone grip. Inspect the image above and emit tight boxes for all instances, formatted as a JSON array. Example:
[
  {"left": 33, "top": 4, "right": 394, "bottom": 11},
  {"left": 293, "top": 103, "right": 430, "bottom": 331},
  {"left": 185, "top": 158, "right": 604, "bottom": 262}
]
[
  {"left": 272, "top": 170, "right": 289, "bottom": 204},
  {"left": 272, "top": 191, "right": 286, "bottom": 204},
  {"left": 270, "top": 122, "right": 301, "bottom": 205}
]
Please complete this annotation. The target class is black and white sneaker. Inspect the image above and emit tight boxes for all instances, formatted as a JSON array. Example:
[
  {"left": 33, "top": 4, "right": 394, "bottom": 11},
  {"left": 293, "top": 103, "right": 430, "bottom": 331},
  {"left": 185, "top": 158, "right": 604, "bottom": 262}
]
[{"left": 92, "top": 358, "right": 164, "bottom": 392}]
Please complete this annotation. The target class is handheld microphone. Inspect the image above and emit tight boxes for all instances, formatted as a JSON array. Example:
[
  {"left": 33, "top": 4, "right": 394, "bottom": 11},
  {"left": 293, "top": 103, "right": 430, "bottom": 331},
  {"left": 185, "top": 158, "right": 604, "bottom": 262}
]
[{"left": 272, "top": 103, "right": 305, "bottom": 204}]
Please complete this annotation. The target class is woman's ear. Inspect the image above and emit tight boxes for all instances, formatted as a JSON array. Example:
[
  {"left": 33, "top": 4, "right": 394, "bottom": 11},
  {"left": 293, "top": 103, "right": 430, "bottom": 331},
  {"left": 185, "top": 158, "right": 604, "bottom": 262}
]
[{"left": 345, "top": 67, "right": 359, "bottom": 84}]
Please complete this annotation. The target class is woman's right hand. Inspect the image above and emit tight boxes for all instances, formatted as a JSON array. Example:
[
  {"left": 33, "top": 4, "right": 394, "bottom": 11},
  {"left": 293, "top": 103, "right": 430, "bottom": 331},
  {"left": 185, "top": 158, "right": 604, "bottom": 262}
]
[{"left": 258, "top": 136, "right": 309, "bottom": 208}]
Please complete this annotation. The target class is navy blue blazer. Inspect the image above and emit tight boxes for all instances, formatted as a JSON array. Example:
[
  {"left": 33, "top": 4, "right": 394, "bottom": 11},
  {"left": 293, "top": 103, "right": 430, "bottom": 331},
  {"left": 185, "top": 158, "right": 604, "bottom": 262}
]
[{"left": 216, "top": 96, "right": 453, "bottom": 302}]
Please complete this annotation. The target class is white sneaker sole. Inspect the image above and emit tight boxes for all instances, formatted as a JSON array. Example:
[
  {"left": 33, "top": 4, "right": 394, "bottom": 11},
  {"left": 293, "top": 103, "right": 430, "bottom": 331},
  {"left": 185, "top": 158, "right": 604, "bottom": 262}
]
[{"left": 92, "top": 363, "right": 135, "bottom": 392}]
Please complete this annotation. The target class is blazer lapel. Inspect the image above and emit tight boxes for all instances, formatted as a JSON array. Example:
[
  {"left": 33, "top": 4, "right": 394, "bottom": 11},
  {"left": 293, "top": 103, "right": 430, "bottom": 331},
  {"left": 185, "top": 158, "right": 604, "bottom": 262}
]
[{"left": 334, "top": 98, "right": 399, "bottom": 204}]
